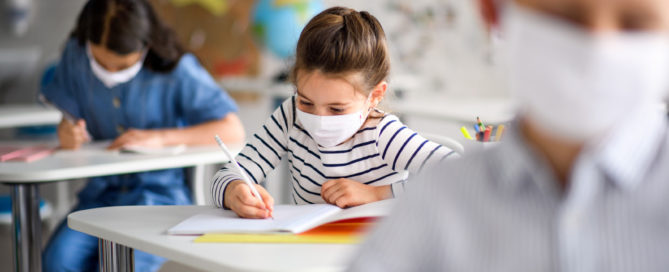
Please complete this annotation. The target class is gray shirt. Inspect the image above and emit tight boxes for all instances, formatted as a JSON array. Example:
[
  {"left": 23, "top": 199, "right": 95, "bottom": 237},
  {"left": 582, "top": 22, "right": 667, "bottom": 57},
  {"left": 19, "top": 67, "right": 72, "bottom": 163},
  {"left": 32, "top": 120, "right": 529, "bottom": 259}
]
[{"left": 348, "top": 109, "right": 669, "bottom": 272}]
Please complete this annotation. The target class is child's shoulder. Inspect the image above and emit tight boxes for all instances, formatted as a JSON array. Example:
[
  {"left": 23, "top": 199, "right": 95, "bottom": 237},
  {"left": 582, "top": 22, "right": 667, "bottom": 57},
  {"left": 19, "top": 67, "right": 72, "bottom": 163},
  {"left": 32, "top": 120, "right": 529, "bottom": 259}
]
[
  {"left": 368, "top": 109, "right": 400, "bottom": 129},
  {"left": 271, "top": 96, "right": 298, "bottom": 130}
]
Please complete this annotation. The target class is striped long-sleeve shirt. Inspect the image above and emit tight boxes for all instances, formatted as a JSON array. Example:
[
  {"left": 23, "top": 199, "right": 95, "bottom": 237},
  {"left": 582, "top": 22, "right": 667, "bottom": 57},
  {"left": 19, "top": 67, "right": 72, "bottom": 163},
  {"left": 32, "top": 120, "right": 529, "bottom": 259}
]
[{"left": 211, "top": 96, "right": 456, "bottom": 207}]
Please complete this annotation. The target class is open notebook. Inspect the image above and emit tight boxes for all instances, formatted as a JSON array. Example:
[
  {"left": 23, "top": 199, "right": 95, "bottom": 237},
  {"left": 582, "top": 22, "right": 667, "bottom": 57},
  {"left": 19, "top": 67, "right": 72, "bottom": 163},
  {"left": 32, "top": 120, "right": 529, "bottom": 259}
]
[{"left": 167, "top": 199, "right": 395, "bottom": 235}]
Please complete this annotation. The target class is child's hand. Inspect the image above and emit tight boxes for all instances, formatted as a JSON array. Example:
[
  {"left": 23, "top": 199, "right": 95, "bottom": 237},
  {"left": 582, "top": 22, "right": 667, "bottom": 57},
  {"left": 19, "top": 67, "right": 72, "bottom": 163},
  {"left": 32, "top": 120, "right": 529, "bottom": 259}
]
[
  {"left": 321, "top": 178, "right": 392, "bottom": 208},
  {"left": 224, "top": 180, "right": 275, "bottom": 219},
  {"left": 107, "top": 129, "right": 165, "bottom": 150},
  {"left": 57, "top": 118, "right": 90, "bottom": 150}
]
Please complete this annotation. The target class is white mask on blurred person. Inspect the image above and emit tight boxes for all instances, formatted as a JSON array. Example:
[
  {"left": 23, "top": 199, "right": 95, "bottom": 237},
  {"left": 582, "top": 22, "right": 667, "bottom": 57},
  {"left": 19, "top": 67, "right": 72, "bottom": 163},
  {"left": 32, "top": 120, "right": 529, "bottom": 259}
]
[
  {"left": 503, "top": 4, "right": 669, "bottom": 142},
  {"left": 86, "top": 42, "right": 144, "bottom": 88}
]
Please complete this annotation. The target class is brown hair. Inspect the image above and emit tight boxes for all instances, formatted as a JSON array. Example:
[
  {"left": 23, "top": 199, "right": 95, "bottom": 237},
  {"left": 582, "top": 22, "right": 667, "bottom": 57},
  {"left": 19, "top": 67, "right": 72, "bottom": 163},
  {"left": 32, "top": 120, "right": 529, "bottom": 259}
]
[
  {"left": 72, "top": 0, "right": 185, "bottom": 72},
  {"left": 291, "top": 7, "right": 390, "bottom": 94}
]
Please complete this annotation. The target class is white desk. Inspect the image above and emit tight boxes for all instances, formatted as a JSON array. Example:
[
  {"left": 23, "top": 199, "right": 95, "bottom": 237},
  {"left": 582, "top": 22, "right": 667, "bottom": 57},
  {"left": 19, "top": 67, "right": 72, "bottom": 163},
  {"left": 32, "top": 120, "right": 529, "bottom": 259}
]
[
  {"left": 69, "top": 205, "right": 357, "bottom": 272},
  {"left": 389, "top": 97, "right": 516, "bottom": 124},
  {"left": 0, "top": 142, "right": 243, "bottom": 272},
  {"left": 0, "top": 105, "right": 61, "bottom": 129}
]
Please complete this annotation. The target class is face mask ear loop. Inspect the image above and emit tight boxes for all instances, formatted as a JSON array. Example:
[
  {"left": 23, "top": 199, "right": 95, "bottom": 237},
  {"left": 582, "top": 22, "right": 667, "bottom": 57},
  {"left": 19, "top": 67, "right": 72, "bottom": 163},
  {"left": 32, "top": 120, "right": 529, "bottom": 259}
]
[
  {"left": 367, "top": 94, "right": 374, "bottom": 113},
  {"left": 361, "top": 93, "right": 374, "bottom": 122}
]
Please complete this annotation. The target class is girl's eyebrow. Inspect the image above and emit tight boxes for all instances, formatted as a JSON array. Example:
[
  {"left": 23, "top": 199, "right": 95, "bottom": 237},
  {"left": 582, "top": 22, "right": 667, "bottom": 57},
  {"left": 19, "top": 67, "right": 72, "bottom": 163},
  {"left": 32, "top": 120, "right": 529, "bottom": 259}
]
[
  {"left": 296, "top": 90, "right": 312, "bottom": 101},
  {"left": 296, "top": 90, "right": 352, "bottom": 106},
  {"left": 327, "top": 102, "right": 350, "bottom": 106}
]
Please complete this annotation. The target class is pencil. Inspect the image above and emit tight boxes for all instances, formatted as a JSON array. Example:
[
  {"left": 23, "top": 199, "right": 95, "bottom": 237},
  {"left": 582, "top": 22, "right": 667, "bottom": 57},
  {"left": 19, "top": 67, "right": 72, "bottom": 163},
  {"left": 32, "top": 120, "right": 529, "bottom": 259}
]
[
  {"left": 461, "top": 126, "right": 473, "bottom": 140},
  {"left": 495, "top": 125, "right": 505, "bottom": 141},
  {"left": 483, "top": 126, "right": 492, "bottom": 142},
  {"left": 214, "top": 135, "right": 272, "bottom": 218}
]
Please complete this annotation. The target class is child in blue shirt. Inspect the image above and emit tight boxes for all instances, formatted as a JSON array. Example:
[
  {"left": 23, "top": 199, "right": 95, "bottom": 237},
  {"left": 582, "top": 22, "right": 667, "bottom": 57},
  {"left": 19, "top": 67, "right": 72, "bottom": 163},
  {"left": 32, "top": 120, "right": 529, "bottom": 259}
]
[{"left": 41, "top": 0, "right": 244, "bottom": 271}]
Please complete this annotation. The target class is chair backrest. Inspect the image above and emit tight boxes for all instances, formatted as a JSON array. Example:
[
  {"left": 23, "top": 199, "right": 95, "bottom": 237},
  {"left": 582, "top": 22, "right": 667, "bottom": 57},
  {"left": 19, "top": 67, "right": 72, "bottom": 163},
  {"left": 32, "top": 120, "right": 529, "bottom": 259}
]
[
  {"left": 421, "top": 132, "right": 465, "bottom": 155},
  {"left": 185, "top": 165, "right": 210, "bottom": 206}
]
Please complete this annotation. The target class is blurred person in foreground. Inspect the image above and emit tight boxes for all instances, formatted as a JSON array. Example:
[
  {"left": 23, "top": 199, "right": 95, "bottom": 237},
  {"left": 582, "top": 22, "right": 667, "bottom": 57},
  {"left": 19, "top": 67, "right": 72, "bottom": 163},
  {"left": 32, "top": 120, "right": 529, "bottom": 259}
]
[{"left": 348, "top": 0, "right": 669, "bottom": 271}]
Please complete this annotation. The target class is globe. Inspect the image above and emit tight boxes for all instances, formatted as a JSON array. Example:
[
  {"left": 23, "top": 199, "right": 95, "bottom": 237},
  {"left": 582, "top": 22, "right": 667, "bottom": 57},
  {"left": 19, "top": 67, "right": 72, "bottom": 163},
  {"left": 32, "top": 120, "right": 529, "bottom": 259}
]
[{"left": 252, "top": 0, "right": 324, "bottom": 59}]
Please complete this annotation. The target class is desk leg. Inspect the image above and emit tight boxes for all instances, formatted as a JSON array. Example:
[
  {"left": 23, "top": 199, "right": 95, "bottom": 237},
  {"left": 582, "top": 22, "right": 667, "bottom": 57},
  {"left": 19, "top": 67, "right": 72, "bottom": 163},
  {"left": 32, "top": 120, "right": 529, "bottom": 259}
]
[
  {"left": 191, "top": 164, "right": 206, "bottom": 205},
  {"left": 10, "top": 183, "right": 42, "bottom": 272},
  {"left": 99, "top": 239, "right": 134, "bottom": 272}
]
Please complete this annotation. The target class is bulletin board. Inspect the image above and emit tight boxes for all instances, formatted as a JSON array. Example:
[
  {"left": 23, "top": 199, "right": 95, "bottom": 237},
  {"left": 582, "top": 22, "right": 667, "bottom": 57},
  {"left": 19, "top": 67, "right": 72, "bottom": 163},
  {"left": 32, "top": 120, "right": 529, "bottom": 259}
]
[{"left": 148, "top": 0, "right": 260, "bottom": 79}]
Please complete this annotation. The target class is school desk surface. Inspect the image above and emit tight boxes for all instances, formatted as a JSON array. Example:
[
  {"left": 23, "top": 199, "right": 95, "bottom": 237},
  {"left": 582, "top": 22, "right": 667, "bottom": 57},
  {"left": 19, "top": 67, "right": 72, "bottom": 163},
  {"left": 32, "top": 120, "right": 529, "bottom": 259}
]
[
  {"left": 0, "top": 142, "right": 243, "bottom": 272},
  {"left": 0, "top": 104, "right": 61, "bottom": 129},
  {"left": 69, "top": 205, "right": 359, "bottom": 272}
]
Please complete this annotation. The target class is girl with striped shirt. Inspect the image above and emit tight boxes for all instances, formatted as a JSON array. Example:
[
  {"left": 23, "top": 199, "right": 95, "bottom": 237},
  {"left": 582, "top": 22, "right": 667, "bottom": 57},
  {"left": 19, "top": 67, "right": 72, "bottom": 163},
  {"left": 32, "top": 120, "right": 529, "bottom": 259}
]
[{"left": 212, "top": 7, "right": 456, "bottom": 218}]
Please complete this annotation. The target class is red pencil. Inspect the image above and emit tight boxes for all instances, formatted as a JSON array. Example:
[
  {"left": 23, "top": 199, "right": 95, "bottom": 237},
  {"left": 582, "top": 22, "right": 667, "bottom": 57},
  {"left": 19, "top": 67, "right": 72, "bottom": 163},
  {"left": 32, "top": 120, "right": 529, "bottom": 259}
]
[{"left": 483, "top": 126, "right": 492, "bottom": 142}]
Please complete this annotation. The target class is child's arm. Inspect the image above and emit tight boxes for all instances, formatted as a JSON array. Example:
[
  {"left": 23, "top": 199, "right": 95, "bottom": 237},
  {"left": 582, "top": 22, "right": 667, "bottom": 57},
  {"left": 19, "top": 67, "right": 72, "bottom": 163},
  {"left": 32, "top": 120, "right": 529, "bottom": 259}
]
[
  {"left": 211, "top": 98, "right": 293, "bottom": 212},
  {"left": 320, "top": 116, "right": 458, "bottom": 208},
  {"left": 321, "top": 178, "right": 392, "bottom": 208},
  {"left": 376, "top": 116, "right": 457, "bottom": 197},
  {"left": 107, "top": 114, "right": 244, "bottom": 149}
]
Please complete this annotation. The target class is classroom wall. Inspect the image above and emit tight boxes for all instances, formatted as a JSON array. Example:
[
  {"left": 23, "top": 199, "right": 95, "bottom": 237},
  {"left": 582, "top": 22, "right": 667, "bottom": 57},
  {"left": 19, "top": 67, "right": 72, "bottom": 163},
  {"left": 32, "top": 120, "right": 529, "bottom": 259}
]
[
  {"left": 0, "top": 0, "right": 505, "bottom": 103},
  {"left": 0, "top": 0, "right": 89, "bottom": 104},
  {"left": 325, "top": 0, "right": 506, "bottom": 99}
]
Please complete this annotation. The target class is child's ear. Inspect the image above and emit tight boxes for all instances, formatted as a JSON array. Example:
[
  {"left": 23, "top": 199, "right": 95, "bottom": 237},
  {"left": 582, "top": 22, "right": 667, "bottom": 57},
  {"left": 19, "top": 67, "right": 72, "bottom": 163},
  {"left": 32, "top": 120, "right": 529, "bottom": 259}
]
[{"left": 370, "top": 81, "right": 387, "bottom": 107}]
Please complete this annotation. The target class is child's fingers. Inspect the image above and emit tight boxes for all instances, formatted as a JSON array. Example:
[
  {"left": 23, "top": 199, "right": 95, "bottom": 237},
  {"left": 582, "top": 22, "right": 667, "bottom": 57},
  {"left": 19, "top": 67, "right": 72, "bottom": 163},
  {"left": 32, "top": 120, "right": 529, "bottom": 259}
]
[
  {"left": 77, "top": 120, "right": 91, "bottom": 142},
  {"left": 73, "top": 133, "right": 86, "bottom": 144},
  {"left": 77, "top": 119, "right": 86, "bottom": 129},
  {"left": 76, "top": 127, "right": 90, "bottom": 143},
  {"left": 233, "top": 202, "right": 270, "bottom": 219},
  {"left": 329, "top": 190, "right": 351, "bottom": 208},
  {"left": 255, "top": 185, "right": 274, "bottom": 211},
  {"left": 326, "top": 188, "right": 349, "bottom": 207},
  {"left": 321, "top": 179, "right": 337, "bottom": 192},
  {"left": 335, "top": 197, "right": 352, "bottom": 208},
  {"left": 237, "top": 186, "right": 266, "bottom": 210},
  {"left": 108, "top": 132, "right": 134, "bottom": 150},
  {"left": 59, "top": 118, "right": 73, "bottom": 130},
  {"left": 107, "top": 137, "right": 126, "bottom": 150},
  {"left": 321, "top": 179, "right": 344, "bottom": 203}
]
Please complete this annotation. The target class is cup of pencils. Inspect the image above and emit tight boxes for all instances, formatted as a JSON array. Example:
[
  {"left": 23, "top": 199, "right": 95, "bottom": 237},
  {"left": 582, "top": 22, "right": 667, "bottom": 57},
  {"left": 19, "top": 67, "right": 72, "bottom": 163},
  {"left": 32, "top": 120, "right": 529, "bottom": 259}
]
[{"left": 460, "top": 117, "right": 505, "bottom": 143}]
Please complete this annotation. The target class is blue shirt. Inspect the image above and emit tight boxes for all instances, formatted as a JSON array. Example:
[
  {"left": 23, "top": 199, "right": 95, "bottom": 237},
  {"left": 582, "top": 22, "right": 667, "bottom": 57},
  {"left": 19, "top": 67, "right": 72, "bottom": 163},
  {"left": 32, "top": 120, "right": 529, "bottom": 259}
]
[
  {"left": 349, "top": 108, "right": 669, "bottom": 272},
  {"left": 42, "top": 39, "right": 238, "bottom": 206}
]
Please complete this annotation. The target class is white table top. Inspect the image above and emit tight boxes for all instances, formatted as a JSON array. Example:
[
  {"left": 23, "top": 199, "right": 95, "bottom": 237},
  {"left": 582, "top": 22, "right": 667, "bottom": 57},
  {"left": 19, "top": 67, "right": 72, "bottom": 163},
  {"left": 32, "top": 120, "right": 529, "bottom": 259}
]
[
  {"left": 389, "top": 96, "right": 516, "bottom": 124},
  {"left": 0, "top": 141, "right": 243, "bottom": 183},
  {"left": 69, "top": 205, "right": 357, "bottom": 272},
  {"left": 0, "top": 104, "right": 61, "bottom": 128}
]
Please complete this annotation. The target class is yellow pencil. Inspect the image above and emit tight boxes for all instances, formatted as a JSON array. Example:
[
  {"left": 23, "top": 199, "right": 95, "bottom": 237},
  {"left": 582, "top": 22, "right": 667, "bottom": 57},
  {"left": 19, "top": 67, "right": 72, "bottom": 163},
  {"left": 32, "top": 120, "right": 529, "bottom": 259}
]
[
  {"left": 495, "top": 125, "right": 505, "bottom": 141},
  {"left": 460, "top": 126, "right": 473, "bottom": 140}
]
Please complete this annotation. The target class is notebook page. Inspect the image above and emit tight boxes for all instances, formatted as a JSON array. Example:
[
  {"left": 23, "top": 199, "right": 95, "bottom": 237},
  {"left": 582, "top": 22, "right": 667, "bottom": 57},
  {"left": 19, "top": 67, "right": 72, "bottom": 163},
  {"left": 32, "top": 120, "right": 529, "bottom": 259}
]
[{"left": 167, "top": 204, "right": 341, "bottom": 235}]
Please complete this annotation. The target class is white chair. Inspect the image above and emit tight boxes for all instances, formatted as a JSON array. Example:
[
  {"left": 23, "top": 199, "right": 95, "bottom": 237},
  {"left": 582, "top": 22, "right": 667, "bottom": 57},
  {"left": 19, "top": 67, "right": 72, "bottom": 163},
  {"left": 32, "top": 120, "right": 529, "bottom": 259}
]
[
  {"left": 421, "top": 132, "right": 465, "bottom": 155},
  {"left": 187, "top": 165, "right": 209, "bottom": 206}
]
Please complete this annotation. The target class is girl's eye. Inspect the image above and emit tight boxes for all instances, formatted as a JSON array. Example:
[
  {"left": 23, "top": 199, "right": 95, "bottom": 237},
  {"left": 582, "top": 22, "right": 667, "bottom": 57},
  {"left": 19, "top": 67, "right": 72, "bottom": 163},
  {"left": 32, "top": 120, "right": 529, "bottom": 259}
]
[
  {"left": 330, "top": 108, "right": 345, "bottom": 113},
  {"left": 300, "top": 100, "right": 313, "bottom": 106}
]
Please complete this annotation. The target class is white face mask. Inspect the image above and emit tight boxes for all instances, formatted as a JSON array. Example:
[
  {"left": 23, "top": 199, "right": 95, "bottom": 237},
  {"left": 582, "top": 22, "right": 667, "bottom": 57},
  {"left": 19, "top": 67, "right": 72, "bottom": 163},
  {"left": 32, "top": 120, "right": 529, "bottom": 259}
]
[
  {"left": 296, "top": 96, "right": 372, "bottom": 148},
  {"left": 86, "top": 42, "right": 145, "bottom": 88},
  {"left": 503, "top": 4, "right": 669, "bottom": 142}
]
